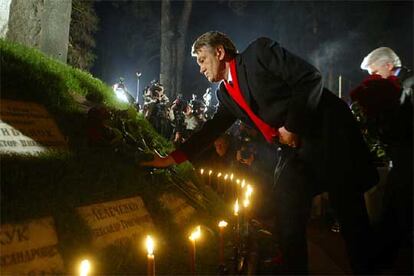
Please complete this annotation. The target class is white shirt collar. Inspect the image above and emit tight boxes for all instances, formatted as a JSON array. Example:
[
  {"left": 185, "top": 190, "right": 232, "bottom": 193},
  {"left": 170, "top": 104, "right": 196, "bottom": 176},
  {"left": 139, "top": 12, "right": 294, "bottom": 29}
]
[
  {"left": 394, "top": 67, "right": 401, "bottom": 76},
  {"left": 227, "top": 68, "right": 233, "bottom": 83}
]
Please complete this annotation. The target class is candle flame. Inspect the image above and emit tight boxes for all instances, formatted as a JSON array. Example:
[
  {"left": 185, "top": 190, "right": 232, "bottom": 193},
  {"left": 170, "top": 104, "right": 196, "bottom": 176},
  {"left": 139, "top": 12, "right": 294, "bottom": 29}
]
[
  {"left": 146, "top": 235, "right": 154, "bottom": 255},
  {"left": 224, "top": 174, "right": 228, "bottom": 180},
  {"left": 218, "top": 220, "right": 228, "bottom": 228},
  {"left": 243, "top": 198, "right": 250, "bottom": 208},
  {"left": 208, "top": 170, "right": 212, "bottom": 175},
  {"left": 217, "top": 172, "right": 222, "bottom": 178},
  {"left": 234, "top": 199, "right": 239, "bottom": 216},
  {"left": 189, "top": 225, "right": 201, "bottom": 241},
  {"left": 230, "top": 173, "right": 234, "bottom": 181},
  {"left": 236, "top": 179, "right": 240, "bottom": 185},
  {"left": 246, "top": 185, "right": 253, "bottom": 197},
  {"left": 241, "top": 179, "right": 246, "bottom": 188},
  {"left": 79, "top": 259, "right": 91, "bottom": 276},
  {"left": 200, "top": 168, "right": 204, "bottom": 175}
]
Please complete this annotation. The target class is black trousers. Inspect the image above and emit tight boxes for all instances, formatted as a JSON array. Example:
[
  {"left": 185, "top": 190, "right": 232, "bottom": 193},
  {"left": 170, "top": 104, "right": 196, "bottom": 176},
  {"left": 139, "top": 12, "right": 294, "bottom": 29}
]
[
  {"left": 272, "top": 144, "right": 376, "bottom": 275},
  {"left": 376, "top": 144, "right": 413, "bottom": 268}
]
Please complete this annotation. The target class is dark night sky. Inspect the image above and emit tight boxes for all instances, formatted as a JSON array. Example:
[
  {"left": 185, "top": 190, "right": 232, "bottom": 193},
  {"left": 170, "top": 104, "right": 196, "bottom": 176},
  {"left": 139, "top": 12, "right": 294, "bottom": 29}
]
[{"left": 91, "top": 0, "right": 413, "bottom": 104}]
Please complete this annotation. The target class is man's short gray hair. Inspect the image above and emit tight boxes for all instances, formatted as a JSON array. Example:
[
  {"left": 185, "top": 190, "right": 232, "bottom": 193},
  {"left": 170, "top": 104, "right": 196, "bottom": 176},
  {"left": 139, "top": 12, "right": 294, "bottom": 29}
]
[
  {"left": 191, "top": 31, "right": 238, "bottom": 58},
  {"left": 360, "top": 47, "right": 401, "bottom": 70}
]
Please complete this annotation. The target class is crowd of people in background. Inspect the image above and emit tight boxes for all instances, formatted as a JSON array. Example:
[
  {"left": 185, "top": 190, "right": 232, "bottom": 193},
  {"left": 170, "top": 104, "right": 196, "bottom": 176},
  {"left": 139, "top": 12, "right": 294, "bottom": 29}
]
[{"left": 113, "top": 78, "right": 218, "bottom": 146}]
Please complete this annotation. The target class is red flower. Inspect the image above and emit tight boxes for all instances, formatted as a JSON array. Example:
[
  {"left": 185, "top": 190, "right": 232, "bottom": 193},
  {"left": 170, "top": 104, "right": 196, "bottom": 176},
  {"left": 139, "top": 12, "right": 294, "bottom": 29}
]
[{"left": 350, "top": 74, "right": 401, "bottom": 117}]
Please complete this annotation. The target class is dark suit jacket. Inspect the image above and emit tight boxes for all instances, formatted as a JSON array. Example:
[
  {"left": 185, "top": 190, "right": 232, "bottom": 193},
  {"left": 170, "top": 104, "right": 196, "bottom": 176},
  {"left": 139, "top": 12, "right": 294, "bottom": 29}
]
[{"left": 178, "top": 37, "right": 378, "bottom": 192}]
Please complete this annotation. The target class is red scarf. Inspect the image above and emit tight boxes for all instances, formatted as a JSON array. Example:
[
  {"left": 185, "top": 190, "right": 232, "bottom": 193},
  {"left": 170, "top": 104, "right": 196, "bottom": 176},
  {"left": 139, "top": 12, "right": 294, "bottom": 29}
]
[{"left": 224, "top": 59, "right": 278, "bottom": 143}]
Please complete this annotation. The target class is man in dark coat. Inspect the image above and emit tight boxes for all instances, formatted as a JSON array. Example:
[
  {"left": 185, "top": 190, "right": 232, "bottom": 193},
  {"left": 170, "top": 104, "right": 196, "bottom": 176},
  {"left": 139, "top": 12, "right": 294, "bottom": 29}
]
[{"left": 142, "top": 31, "right": 379, "bottom": 274}]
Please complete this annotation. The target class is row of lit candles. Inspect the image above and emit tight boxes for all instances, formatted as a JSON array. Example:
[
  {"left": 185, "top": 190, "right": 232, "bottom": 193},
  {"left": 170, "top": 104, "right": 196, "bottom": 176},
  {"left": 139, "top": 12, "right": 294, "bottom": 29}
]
[
  {"left": 78, "top": 203, "right": 253, "bottom": 276},
  {"left": 199, "top": 168, "right": 253, "bottom": 198},
  {"left": 200, "top": 167, "right": 254, "bottom": 273},
  {"left": 78, "top": 170, "right": 254, "bottom": 275},
  {"left": 77, "top": 222, "right": 228, "bottom": 276},
  {"left": 200, "top": 168, "right": 243, "bottom": 183}
]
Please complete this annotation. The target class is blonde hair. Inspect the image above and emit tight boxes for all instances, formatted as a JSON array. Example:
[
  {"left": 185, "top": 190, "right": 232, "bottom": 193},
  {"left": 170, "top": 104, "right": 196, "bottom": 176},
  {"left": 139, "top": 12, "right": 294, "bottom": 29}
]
[{"left": 361, "top": 47, "right": 401, "bottom": 70}]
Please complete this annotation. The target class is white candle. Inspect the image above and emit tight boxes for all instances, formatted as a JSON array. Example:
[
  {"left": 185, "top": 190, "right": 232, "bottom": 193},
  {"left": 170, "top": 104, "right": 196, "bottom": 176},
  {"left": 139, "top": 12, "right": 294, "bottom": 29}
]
[
  {"left": 189, "top": 226, "right": 201, "bottom": 274},
  {"left": 79, "top": 259, "right": 91, "bottom": 276},
  {"left": 146, "top": 235, "right": 155, "bottom": 276},
  {"left": 218, "top": 220, "right": 228, "bottom": 264}
]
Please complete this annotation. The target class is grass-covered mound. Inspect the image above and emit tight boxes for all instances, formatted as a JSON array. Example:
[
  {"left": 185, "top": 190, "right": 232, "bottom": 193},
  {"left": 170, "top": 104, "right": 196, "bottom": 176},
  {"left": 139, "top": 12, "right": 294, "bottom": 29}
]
[{"left": 0, "top": 39, "right": 228, "bottom": 274}]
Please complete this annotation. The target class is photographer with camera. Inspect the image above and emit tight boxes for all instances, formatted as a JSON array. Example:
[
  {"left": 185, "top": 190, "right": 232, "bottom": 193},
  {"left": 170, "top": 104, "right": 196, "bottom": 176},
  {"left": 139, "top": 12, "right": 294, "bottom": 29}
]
[
  {"left": 143, "top": 80, "right": 171, "bottom": 138},
  {"left": 169, "top": 94, "right": 188, "bottom": 145},
  {"left": 113, "top": 77, "right": 135, "bottom": 104}
]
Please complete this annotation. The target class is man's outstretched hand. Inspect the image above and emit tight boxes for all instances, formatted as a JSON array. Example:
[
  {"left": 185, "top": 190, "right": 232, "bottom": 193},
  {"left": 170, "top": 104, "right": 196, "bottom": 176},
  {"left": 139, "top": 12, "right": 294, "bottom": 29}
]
[
  {"left": 278, "top": 126, "right": 301, "bottom": 148},
  {"left": 140, "top": 152, "right": 176, "bottom": 168}
]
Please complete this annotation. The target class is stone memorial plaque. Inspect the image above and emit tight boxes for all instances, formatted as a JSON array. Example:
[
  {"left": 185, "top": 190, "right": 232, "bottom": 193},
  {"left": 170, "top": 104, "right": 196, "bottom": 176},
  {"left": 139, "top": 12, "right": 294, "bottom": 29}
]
[
  {"left": 0, "top": 216, "right": 65, "bottom": 274},
  {"left": 77, "top": 196, "right": 154, "bottom": 249},
  {"left": 0, "top": 99, "right": 67, "bottom": 154},
  {"left": 159, "top": 193, "right": 195, "bottom": 225}
]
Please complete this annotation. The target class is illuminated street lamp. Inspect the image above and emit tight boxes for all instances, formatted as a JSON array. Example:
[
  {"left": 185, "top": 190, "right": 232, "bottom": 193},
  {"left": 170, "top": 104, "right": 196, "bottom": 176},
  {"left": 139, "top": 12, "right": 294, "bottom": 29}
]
[{"left": 136, "top": 72, "right": 142, "bottom": 104}]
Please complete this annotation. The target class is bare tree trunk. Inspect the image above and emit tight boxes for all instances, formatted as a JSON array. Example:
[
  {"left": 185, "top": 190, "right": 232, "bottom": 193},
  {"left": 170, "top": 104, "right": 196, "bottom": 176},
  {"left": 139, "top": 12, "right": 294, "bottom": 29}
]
[
  {"left": 160, "top": 0, "right": 172, "bottom": 97},
  {"left": 160, "top": 0, "right": 192, "bottom": 99},
  {"left": 171, "top": 41, "right": 177, "bottom": 96},
  {"left": 175, "top": 0, "right": 192, "bottom": 98},
  {"left": 7, "top": 0, "right": 72, "bottom": 63}
]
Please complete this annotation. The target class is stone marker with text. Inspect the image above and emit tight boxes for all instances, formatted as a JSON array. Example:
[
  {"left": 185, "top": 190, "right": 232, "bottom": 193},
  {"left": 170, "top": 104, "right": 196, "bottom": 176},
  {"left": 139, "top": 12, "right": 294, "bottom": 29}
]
[
  {"left": 0, "top": 99, "right": 67, "bottom": 154},
  {"left": 0, "top": 216, "right": 65, "bottom": 274},
  {"left": 76, "top": 196, "right": 154, "bottom": 249}
]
